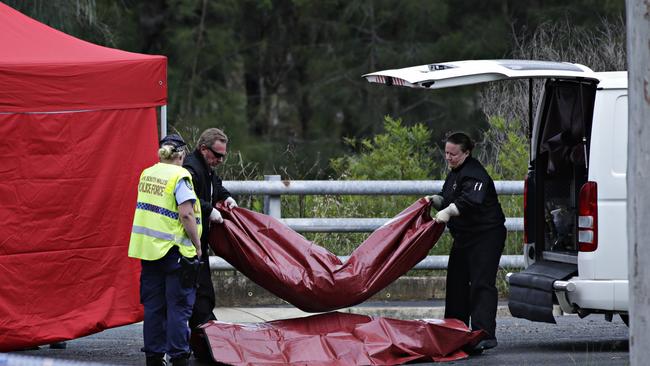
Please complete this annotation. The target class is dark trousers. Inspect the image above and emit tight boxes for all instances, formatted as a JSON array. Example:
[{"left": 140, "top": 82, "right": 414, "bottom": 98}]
[
  {"left": 141, "top": 247, "right": 196, "bottom": 359},
  {"left": 444, "top": 226, "right": 506, "bottom": 338},
  {"left": 188, "top": 244, "right": 217, "bottom": 329}
]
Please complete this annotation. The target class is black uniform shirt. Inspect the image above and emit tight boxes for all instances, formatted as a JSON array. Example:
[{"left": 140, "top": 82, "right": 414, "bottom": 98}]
[
  {"left": 183, "top": 149, "right": 231, "bottom": 247},
  {"left": 439, "top": 156, "right": 505, "bottom": 247}
]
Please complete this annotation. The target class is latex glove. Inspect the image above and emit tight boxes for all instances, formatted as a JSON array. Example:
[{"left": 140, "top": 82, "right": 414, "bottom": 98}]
[
  {"left": 225, "top": 197, "right": 238, "bottom": 209},
  {"left": 425, "top": 195, "right": 444, "bottom": 210},
  {"left": 209, "top": 208, "right": 224, "bottom": 224},
  {"left": 435, "top": 203, "right": 460, "bottom": 223}
]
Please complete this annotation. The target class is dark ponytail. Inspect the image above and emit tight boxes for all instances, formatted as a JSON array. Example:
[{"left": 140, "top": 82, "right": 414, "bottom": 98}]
[{"left": 446, "top": 132, "right": 475, "bottom": 154}]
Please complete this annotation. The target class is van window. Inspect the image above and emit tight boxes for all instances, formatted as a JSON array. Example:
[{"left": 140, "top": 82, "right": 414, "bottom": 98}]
[{"left": 612, "top": 95, "right": 628, "bottom": 175}]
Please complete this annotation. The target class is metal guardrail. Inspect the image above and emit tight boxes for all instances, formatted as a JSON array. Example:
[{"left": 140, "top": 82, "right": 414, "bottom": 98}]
[
  {"left": 224, "top": 179, "right": 524, "bottom": 195},
  {"left": 211, "top": 176, "right": 526, "bottom": 270},
  {"left": 210, "top": 254, "right": 525, "bottom": 271},
  {"left": 282, "top": 217, "right": 523, "bottom": 232}
]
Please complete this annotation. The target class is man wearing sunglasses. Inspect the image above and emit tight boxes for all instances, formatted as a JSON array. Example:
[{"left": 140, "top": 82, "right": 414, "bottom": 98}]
[{"left": 182, "top": 128, "right": 238, "bottom": 360}]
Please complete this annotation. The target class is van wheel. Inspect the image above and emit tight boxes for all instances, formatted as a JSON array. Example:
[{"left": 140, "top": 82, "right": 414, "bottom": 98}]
[{"left": 620, "top": 314, "right": 629, "bottom": 327}]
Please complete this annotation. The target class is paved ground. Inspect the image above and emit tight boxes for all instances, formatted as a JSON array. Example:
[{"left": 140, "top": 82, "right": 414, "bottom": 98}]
[
  {"left": 443, "top": 315, "right": 629, "bottom": 366},
  {"left": 7, "top": 303, "right": 629, "bottom": 366}
]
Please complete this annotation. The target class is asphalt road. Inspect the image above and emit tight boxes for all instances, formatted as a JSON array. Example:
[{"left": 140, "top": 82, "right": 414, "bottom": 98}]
[{"left": 8, "top": 314, "right": 629, "bottom": 366}]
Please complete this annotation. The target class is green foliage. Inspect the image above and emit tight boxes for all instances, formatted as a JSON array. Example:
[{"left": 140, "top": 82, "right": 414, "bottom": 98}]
[
  {"left": 483, "top": 116, "right": 528, "bottom": 181},
  {"left": 330, "top": 116, "right": 435, "bottom": 180},
  {"left": 480, "top": 116, "right": 527, "bottom": 258},
  {"left": 290, "top": 116, "right": 450, "bottom": 255},
  {"left": 8, "top": 0, "right": 625, "bottom": 178}
]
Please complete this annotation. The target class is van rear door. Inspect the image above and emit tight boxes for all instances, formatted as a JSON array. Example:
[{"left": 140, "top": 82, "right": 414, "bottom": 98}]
[{"left": 363, "top": 59, "right": 597, "bottom": 90}]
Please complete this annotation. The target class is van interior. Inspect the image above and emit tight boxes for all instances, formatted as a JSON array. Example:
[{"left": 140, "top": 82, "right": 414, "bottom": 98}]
[{"left": 532, "top": 79, "right": 597, "bottom": 256}]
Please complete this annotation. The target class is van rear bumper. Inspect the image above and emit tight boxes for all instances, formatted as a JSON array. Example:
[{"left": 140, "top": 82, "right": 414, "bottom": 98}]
[
  {"left": 507, "top": 261, "right": 577, "bottom": 323},
  {"left": 562, "top": 279, "right": 629, "bottom": 313}
]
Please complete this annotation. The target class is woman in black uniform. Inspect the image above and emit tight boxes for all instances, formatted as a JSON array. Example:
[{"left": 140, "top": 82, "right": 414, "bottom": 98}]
[{"left": 428, "top": 132, "right": 506, "bottom": 353}]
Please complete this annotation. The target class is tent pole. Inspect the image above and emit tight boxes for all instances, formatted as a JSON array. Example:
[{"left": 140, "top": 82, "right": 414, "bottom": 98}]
[{"left": 161, "top": 105, "right": 167, "bottom": 138}]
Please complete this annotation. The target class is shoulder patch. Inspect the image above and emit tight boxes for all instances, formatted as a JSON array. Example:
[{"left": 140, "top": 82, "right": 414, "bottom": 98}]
[{"left": 183, "top": 178, "right": 194, "bottom": 191}]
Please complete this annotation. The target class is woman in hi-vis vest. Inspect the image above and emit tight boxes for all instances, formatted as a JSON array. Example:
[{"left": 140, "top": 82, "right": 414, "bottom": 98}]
[{"left": 128, "top": 134, "right": 202, "bottom": 366}]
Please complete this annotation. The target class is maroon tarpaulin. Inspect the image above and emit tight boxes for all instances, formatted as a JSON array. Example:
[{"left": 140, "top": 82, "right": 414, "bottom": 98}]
[
  {"left": 201, "top": 312, "right": 485, "bottom": 365},
  {"left": 210, "top": 198, "right": 445, "bottom": 312}
]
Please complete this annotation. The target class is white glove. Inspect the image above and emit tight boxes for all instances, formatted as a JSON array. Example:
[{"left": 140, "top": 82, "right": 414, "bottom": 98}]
[
  {"left": 224, "top": 197, "right": 238, "bottom": 209},
  {"left": 209, "top": 208, "right": 223, "bottom": 224},
  {"left": 435, "top": 203, "right": 460, "bottom": 223},
  {"left": 426, "top": 195, "right": 444, "bottom": 210}
]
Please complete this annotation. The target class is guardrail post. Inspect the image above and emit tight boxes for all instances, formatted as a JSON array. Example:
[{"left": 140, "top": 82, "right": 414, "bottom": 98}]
[{"left": 263, "top": 175, "right": 282, "bottom": 219}]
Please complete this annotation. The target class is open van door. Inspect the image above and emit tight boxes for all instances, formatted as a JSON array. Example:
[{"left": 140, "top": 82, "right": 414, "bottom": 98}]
[
  {"left": 363, "top": 59, "right": 597, "bottom": 89},
  {"left": 363, "top": 59, "right": 600, "bottom": 155}
]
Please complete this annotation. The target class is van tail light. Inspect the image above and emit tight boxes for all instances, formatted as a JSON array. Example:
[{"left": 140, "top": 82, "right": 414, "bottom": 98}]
[
  {"left": 578, "top": 181, "right": 598, "bottom": 252},
  {"left": 523, "top": 176, "right": 529, "bottom": 244}
]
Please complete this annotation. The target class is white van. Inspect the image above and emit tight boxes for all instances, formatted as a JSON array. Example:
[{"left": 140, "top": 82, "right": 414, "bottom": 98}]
[{"left": 363, "top": 60, "right": 629, "bottom": 325}]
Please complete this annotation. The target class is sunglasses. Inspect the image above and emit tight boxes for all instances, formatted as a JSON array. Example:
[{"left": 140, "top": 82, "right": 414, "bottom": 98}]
[{"left": 204, "top": 145, "right": 227, "bottom": 160}]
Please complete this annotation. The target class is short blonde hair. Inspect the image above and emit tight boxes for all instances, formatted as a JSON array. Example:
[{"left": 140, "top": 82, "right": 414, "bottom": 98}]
[{"left": 158, "top": 144, "right": 184, "bottom": 161}]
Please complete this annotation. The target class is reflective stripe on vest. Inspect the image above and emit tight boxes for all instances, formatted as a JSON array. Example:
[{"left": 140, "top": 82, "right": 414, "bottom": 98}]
[
  {"left": 132, "top": 225, "right": 194, "bottom": 247},
  {"left": 136, "top": 202, "right": 201, "bottom": 224}
]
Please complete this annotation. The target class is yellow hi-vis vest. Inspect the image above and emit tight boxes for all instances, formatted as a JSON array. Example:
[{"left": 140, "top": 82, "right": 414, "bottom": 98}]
[{"left": 128, "top": 162, "right": 202, "bottom": 260}]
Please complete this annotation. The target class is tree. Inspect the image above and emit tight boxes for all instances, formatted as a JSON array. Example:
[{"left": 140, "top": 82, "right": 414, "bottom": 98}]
[
  {"left": 478, "top": 16, "right": 626, "bottom": 178},
  {"left": 4, "top": 0, "right": 115, "bottom": 45},
  {"left": 6, "top": 0, "right": 626, "bottom": 178}
]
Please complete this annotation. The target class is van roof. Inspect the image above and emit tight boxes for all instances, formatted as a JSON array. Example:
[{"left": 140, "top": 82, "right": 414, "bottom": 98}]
[{"left": 595, "top": 71, "right": 627, "bottom": 89}]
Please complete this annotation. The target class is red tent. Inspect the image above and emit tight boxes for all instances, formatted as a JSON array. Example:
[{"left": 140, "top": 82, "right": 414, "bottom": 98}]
[{"left": 0, "top": 3, "right": 163, "bottom": 350}]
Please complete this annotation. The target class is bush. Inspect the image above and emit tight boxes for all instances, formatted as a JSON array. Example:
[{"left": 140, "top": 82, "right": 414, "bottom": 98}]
[
  {"left": 298, "top": 116, "right": 445, "bottom": 255},
  {"left": 330, "top": 115, "right": 436, "bottom": 181}
]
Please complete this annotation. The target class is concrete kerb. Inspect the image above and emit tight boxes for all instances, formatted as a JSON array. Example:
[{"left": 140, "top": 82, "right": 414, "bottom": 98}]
[
  {"left": 213, "top": 302, "right": 513, "bottom": 323},
  {"left": 214, "top": 275, "right": 452, "bottom": 307},
  {"left": 213, "top": 274, "right": 514, "bottom": 323}
]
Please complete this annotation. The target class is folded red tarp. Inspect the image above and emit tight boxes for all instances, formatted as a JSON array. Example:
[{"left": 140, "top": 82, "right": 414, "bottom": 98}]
[
  {"left": 201, "top": 312, "right": 485, "bottom": 365},
  {"left": 210, "top": 198, "right": 445, "bottom": 312}
]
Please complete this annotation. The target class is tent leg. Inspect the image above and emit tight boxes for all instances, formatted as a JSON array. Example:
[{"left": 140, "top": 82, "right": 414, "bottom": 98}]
[{"left": 160, "top": 105, "right": 167, "bottom": 138}]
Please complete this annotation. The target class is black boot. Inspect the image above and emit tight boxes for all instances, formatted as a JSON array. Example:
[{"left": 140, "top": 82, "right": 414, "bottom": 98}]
[
  {"left": 464, "top": 337, "right": 498, "bottom": 355},
  {"left": 190, "top": 329, "right": 212, "bottom": 361},
  {"left": 49, "top": 341, "right": 67, "bottom": 349},
  {"left": 170, "top": 355, "right": 190, "bottom": 366},
  {"left": 145, "top": 354, "right": 167, "bottom": 366}
]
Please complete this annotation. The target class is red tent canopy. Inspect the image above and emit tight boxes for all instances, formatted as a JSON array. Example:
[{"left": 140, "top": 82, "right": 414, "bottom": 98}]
[
  {"left": 0, "top": 2, "right": 166, "bottom": 112},
  {"left": 0, "top": 3, "right": 163, "bottom": 350}
]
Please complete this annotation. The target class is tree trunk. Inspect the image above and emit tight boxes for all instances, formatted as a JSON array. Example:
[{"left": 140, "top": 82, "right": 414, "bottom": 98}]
[{"left": 184, "top": 0, "right": 208, "bottom": 116}]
